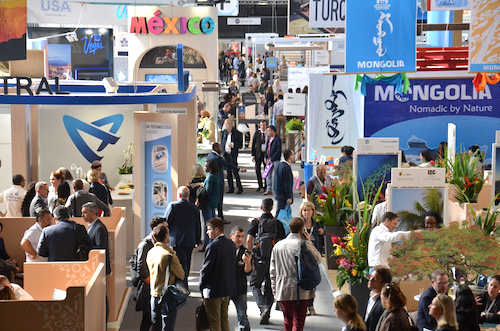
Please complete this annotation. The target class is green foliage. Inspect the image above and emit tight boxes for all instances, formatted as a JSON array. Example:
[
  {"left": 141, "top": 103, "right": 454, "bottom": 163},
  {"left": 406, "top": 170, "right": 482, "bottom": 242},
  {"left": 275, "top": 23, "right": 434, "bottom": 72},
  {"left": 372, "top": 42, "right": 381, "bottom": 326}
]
[
  {"left": 285, "top": 118, "right": 304, "bottom": 133},
  {"left": 390, "top": 223, "right": 500, "bottom": 282},
  {"left": 447, "top": 148, "right": 484, "bottom": 203},
  {"left": 397, "top": 188, "right": 444, "bottom": 230},
  {"left": 468, "top": 193, "right": 500, "bottom": 236},
  {"left": 317, "top": 169, "right": 353, "bottom": 226}
]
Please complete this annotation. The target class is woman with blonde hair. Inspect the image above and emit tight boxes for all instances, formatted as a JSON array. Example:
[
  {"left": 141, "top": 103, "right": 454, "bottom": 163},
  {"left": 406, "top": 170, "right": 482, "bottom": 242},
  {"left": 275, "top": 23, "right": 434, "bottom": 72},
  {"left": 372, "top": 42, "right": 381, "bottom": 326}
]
[
  {"left": 299, "top": 201, "right": 324, "bottom": 315},
  {"left": 187, "top": 164, "right": 206, "bottom": 204},
  {"left": 334, "top": 293, "right": 366, "bottom": 331},
  {"left": 0, "top": 286, "right": 17, "bottom": 300},
  {"left": 429, "top": 294, "right": 458, "bottom": 331},
  {"left": 87, "top": 169, "right": 111, "bottom": 209},
  {"left": 376, "top": 283, "right": 410, "bottom": 331}
]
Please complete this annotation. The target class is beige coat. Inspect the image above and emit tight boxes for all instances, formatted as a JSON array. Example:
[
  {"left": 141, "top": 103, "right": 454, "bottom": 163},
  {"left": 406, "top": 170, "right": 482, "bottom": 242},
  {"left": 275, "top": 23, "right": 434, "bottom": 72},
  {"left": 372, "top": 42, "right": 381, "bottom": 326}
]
[{"left": 270, "top": 233, "right": 322, "bottom": 302}]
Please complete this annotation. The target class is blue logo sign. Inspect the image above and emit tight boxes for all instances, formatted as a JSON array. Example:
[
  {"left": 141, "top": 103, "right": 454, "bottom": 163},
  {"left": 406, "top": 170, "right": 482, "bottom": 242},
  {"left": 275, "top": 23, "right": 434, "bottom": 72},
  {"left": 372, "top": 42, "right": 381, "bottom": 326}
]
[
  {"left": 345, "top": 0, "right": 416, "bottom": 73},
  {"left": 63, "top": 114, "right": 124, "bottom": 162},
  {"left": 40, "top": 0, "right": 71, "bottom": 13},
  {"left": 82, "top": 34, "right": 105, "bottom": 55}
]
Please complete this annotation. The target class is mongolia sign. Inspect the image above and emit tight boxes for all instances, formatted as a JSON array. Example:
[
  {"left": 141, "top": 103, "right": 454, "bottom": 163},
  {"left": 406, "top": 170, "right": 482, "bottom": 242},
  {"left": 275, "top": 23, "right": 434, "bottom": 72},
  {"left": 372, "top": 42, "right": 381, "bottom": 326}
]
[
  {"left": 309, "top": 0, "right": 345, "bottom": 28},
  {"left": 345, "top": 0, "right": 416, "bottom": 73},
  {"left": 130, "top": 9, "right": 215, "bottom": 35},
  {"left": 469, "top": 0, "right": 500, "bottom": 72}
]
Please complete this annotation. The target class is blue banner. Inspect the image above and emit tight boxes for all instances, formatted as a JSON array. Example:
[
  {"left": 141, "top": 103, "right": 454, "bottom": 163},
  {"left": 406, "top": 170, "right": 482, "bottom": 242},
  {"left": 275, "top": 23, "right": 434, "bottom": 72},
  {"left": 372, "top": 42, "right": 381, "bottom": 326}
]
[
  {"left": 345, "top": 0, "right": 416, "bottom": 73},
  {"left": 143, "top": 122, "right": 171, "bottom": 236},
  {"left": 364, "top": 78, "right": 500, "bottom": 164}
]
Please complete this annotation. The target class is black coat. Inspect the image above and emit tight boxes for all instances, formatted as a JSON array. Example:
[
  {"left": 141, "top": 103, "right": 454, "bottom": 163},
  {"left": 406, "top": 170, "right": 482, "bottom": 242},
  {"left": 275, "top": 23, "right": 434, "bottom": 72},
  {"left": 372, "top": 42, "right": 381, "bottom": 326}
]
[
  {"left": 417, "top": 286, "right": 438, "bottom": 331},
  {"left": 251, "top": 130, "right": 266, "bottom": 159},
  {"left": 88, "top": 219, "right": 111, "bottom": 275},
  {"left": 364, "top": 295, "right": 384, "bottom": 331},
  {"left": 37, "top": 220, "right": 91, "bottom": 262},
  {"left": 274, "top": 161, "right": 293, "bottom": 201},
  {"left": 221, "top": 128, "right": 243, "bottom": 158},
  {"left": 165, "top": 199, "right": 201, "bottom": 248}
]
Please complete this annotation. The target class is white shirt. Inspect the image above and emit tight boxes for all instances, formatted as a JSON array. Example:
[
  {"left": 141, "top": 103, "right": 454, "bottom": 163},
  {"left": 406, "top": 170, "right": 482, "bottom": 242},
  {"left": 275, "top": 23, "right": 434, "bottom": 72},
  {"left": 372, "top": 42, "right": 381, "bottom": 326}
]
[
  {"left": 12, "top": 283, "right": 33, "bottom": 300},
  {"left": 0, "top": 185, "right": 26, "bottom": 217},
  {"left": 368, "top": 223, "right": 410, "bottom": 268},
  {"left": 225, "top": 132, "right": 232, "bottom": 153},
  {"left": 274, "top": 99, "right": 284, "bottom": 116},
  {"left": 371, "top": 201, "right": 387, "bottom": 226},
  {"left": 365, "top": 292, "right": 380, "bottom": 320},
  {"left": 22, "top": 222, "right": 48, "bottom": 262}
]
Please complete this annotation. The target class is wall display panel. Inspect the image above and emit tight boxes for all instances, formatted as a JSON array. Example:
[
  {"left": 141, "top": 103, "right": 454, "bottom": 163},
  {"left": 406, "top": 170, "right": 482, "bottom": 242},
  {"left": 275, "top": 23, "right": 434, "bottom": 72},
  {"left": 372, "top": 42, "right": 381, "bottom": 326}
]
[
  {"left": 354, "top": 153, "right": 399, "bottom": 203},
  {"left": 364, "top": 77, "right": 500, "bottom": 165},
  {"left": 38, "top": 104, "right": 139, "bottom": 188},
  {"left": 493, "top": 144, "right": 500, "bottom": 205},
  {"left": 469, "top": 0, "right": 500, "bottom": 72},
  {"left": 389, "top": 186, "right": 446, "bottom": 231},
  {"left": 0, "top": 0, "right": 27, "bottom": 61},
  {"left": 140, "top": 46, "right": 207, "bottom": 69}
]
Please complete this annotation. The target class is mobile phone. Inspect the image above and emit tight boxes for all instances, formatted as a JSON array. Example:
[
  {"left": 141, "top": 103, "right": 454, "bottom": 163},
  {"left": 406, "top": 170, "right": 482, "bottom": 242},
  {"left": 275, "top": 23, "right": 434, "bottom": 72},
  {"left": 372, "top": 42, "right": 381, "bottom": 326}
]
[{"left": 245, "top": 249, "right": 253, "bottom": 257}]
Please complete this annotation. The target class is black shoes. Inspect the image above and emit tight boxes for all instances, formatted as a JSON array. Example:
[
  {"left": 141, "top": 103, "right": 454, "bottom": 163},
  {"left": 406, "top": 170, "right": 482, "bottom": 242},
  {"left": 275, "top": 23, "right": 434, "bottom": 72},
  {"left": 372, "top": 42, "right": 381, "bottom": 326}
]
[
  {"left": 227, "top": 190, "right": 234, "bottom": 194},
  {"left": 236, "top": 189, "right": 243, "bottom": 194},
  {"left": 260, "top": 308, "right": 271, "bottom": 325}
]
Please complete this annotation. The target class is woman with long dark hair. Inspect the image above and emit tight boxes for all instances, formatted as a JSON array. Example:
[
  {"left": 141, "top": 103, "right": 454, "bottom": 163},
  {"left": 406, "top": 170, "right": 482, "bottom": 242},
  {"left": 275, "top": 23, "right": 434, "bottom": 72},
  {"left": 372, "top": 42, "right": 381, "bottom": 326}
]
[
  {"left": 455, "top": 285, "right": 480, "bottom": 331},
  {"left": 376, "top": 283, "right": 410, "bottom": 331}
]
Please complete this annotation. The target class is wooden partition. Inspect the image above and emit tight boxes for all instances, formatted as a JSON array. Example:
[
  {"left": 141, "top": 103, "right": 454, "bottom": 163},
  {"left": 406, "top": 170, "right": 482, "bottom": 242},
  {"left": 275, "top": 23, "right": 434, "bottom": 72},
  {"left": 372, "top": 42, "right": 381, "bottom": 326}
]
[
  {"left": 0, "top": 250, "right": 106, "bottom": 331},
  {"left": 399, "top": 279, "right": 430, "bottom": 312},
  {"left": 71, "top": 207, "right": 130, "bottom": 325},
  {"left": 0, "top": 216, "right": 39, "bottom": 270}
]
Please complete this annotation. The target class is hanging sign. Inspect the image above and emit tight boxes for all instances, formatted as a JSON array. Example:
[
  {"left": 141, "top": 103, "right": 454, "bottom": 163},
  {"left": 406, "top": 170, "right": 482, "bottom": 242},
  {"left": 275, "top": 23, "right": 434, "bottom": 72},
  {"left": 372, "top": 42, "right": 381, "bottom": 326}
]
[
  {"left": 309, "top": 0, "right": 346, "bottom": 28},
  {"left": 345, "top": 0, "right": 417, "bottom": 73},
  {"left": 469, "top": 0, "right": 500, "bottom": 73},
  {"left": 284, "top": 93, "right": 306, "bottom": 116}
]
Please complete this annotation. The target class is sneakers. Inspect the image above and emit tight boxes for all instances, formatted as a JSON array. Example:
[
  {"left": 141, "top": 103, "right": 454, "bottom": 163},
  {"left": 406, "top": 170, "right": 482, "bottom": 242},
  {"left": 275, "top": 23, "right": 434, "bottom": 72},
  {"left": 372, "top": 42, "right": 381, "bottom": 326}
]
[
  {"left": 263, "top": 190, "right": 273, "bottom": 195},
  {"left": 260, "top": 308, "right": 271, "bottom": 325}
]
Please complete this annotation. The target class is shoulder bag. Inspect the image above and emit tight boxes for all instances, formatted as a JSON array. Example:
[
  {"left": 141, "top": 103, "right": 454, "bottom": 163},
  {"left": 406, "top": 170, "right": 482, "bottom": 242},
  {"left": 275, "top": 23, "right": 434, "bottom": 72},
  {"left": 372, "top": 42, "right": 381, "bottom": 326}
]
[{"left": 158, "top": 253, "right": 190, "bottom": 309}]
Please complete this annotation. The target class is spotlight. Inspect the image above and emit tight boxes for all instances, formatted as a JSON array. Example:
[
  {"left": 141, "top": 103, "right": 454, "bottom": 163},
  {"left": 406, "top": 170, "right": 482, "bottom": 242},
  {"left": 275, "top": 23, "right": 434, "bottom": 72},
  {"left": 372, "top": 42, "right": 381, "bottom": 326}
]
[
  {"left": 65, "top": 32, "right": 78, "bottom": 43},
  {"left": 85, "top": 29, "right": 93, "bottom": 35}
]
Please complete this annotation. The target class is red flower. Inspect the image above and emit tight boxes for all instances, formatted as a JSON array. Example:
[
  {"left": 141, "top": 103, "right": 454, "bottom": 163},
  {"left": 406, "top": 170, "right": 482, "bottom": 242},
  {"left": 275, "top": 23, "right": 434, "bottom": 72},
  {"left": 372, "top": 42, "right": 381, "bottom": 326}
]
[
  {"left": 340, "top": 242, "right": 346, "bottom": 248},
  {"left": 321, "top": 185, "right": 327, "bottom": 193},
  {"left": 331, "top": 235, "right": 341, "bottom": 245},
  {"left": 318, "top": 194, "right": 327, "bottom": 200}
]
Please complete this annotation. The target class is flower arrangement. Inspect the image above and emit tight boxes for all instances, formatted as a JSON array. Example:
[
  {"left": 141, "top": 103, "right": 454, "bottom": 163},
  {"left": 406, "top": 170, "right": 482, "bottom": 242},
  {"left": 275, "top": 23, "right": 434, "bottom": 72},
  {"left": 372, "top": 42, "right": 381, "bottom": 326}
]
[
  {"left": 446, "top": 148, "right": 484, "bottom": 203},
  {"left": 317, "top": 173, "right": 353, "bottom": 226},
  {"left": 285, "top": 118, "right": 304, "bottom": 133},
  {"left": 118, "top": 143, "right": 133, "bottom": 174},
  {"left": 390, "top": 222, "right": 500, "bottom": 283},
  {"left": 331, "top": 182, "right": 383, "bottom": 287}
]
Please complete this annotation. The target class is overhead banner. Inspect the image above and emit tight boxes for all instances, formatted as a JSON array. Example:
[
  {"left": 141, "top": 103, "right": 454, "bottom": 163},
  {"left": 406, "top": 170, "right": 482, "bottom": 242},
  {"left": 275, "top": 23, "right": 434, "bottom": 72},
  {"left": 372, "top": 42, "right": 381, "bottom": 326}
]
[
  {"left": 287, "top": 66, "right": 329, "bottom": 91},
  {"left": 345, "top": 0, "right": 417, "bottom": 73},
  {"left": 364, "top": 77, "right": 500, "bottom": 164},
  {"left": 142, "top": 122, "right": 172, "bottom": 236},
  {"left": 0, "top": 0, "right": 27, "bottom": 61},
  {"left": 469, "top": 0, "right": 500, "bottom": 73},
  {"left": 309, "top": 0, "right": 345, "bottom": 28}
]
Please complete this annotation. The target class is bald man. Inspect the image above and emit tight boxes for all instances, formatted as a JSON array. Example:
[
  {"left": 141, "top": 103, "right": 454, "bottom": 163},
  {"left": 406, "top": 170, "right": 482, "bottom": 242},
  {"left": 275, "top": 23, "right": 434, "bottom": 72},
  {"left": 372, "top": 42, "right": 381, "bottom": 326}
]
[
  {"left": 306, "top": 164, "right": 333, "bottom": 213},
  {"left": 164, "top": 186, "right": 201, "bottom": 286}
]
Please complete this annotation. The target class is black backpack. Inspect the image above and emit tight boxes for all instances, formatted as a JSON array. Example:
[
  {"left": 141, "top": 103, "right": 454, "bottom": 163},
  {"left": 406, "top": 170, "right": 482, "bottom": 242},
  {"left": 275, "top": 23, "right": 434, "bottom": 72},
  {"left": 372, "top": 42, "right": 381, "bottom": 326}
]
[
  {"left": 129, "top": 248, "right": 140, "bottom": 287},
  {"left": 295, "top": 240, "right": 321, "bottom": 291},
  {"left": 254, "top": 216, "right": 278, "bottom": 259}
]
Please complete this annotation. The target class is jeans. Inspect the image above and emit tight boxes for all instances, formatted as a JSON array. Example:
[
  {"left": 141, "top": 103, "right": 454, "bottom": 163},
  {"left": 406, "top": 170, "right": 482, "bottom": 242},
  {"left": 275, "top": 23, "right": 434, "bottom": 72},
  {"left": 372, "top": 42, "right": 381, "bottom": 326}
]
[
  {"left": 250, "top": 259, "right": 274, "bottom": 313},
  {"left": 202, "top": 205, "right": 215, "bottom": 246},
  {"left": 280, "top": 300, "right": 309, "bottom": 331},
  {"left": 266, "top": 161, "right": 279, "bottom": 191},
  {"left": 204, "top": 296, "right": 230, "bottom": 331},
  {"left": 173, "top": 246, "right": 193, "bottom": 288},
  {"left": 231, "top": 293, "right": 250, "bottom": 331},
  {"left": 151, "top": 295, "right": 177, "bottom": 331}
]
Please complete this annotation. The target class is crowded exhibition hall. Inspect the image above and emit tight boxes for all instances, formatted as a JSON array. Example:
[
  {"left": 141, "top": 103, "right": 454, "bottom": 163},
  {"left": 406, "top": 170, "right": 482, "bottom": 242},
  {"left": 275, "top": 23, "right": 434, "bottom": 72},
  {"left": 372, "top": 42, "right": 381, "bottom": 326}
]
[{"left": 0, "top": 0, "right": 499, "bottom": 330}]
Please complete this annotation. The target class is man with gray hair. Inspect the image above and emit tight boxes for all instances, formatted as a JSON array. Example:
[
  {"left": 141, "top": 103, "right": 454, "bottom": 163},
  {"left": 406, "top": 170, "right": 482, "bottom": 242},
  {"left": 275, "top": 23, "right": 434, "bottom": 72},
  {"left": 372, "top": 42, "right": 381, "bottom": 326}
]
[
  {"left": 164, "top": 186, "right": 201, "bottom": 286},
  {"left": 66, "top": 179, "right": 110, "bottom": 217},
  {"left": 221, "top": 118, "right": 244, "bottom": 194},
  {"left": 29, "top": 181, "right": 49, "bottom": 217},
  {"left": 37, "top": 205, "right": 91, "bottom": 262},
  {"left": 82, "top": 202, "right": 110, "bottom": 275}
]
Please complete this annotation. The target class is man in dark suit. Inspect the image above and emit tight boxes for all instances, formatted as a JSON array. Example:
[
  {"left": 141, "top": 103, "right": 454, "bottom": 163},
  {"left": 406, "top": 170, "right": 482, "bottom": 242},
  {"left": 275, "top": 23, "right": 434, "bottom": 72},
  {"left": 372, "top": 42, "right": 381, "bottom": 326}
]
[
  {"left": 82, "top": 202, "right": 110, "bottom": 275},
  {"left": 251, "top": 120, "right": 268, "bottom": 192},
  {"left": 207, "top": 142, "right": 245, "bottom": 224},
  {"left": 29, "top": 181, "right": 49, "bottom": 217},
  {"left": 66, "top": 179, "right": 110, "bottom": 217},
  {"left": 364, "top": 266, "right": 392, "bottom": 331},
  {"left": 417, "top": 269, "right": 449, "bottom": 331},
  {"left": 263, "top": 125, "right": 282, "bottom": 195},
  {"left": 274, "top": 149, "right": 294, "bottom": 217},
  {"left": 37, "top": 205, "right": 91, "bottom": 262},
  {"left": 164, "top": 186, "right": 201, "bottom": 287},
  {"left": 200, "top": 218, "right": 237, "bottom": 331},
  {"left": 221, "top": 118, "right": 244, "bottom": 194}
]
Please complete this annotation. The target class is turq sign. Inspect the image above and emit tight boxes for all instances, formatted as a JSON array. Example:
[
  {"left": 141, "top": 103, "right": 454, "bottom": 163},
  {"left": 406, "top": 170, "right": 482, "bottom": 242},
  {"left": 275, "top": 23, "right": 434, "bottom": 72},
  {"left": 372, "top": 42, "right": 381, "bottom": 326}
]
[{"left": 345, "top": 0, "right": 416, "bottom": 73}]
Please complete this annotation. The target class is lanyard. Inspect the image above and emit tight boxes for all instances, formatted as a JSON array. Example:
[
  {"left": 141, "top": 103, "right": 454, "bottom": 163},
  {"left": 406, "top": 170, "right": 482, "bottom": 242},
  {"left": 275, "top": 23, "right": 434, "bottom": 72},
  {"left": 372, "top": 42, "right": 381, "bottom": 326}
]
[{"left": 485, "top": 298, "right": 496, "bottom": 314}]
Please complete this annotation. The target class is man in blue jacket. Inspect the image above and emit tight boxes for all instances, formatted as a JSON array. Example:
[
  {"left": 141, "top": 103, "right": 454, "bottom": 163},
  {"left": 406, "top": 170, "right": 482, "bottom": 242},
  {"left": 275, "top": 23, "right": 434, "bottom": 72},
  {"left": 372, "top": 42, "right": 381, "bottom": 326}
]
[
  {"left": 200, "top": 218, "right": 237, "bottom": 331},
  {"left": 274, "top": 149, "right": 294, "bottom": 217},
  {"left": 164, "top": 186, "right": 201, "bottom": 287}
]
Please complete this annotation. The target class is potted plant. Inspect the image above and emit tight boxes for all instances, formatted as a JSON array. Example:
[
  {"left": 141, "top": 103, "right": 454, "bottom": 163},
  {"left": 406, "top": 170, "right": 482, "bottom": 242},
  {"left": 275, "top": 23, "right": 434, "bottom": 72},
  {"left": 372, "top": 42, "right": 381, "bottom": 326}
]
[
  {"left": 285, "top": 117, "right": 304, "bottom": 133},
  {"left": 118, "top": 143, "right": 133, "bottom": 182},
  {"left": 446, "top": 147, "right": 484, "bottom": 204},
  {"left": 285, "top": 118, "right": 304, "bottom": 151}
]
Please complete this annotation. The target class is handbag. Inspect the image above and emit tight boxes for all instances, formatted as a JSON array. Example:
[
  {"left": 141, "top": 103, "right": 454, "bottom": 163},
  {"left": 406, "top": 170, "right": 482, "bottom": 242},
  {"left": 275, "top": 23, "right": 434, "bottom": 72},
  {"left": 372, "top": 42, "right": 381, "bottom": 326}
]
[
  {"left": 73, "top": 222, "right": 91, "bottom": 261},
  {"left": 195, "top": 302, "right": 210, "bottom": 331},
  {"left": 406, "top": 311, "right": 418, "bottom": 331},
  {"left": 277, "top": 204, "right": 292, "bottom": 235},
  {"left": 262, "top": 161, "right": 274, "bottom": 179},
  {"left": 159, "top": 254, "right": 190, "bottom": 308}
]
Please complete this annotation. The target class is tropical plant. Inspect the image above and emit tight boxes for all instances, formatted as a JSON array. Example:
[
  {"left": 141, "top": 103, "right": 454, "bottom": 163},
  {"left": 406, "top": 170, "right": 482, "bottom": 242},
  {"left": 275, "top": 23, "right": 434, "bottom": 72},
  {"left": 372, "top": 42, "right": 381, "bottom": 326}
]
[
  {"left": 447, "top": 148, "right": 484, "bottom": 203},
  {"left": 118, "top": 143, "right": 133, "bottom": 174},
  {"left": 390, "top": 222, "right": 500, "bottom": 283},
  {"left": 333, "top": 181, "right": 383, "bottom": 287},
  {"left": 467, "top": 193, "right": 500, "bottom": 236},
  {"left": 356, "top": 155, "right": 397, "bottom": 204},
  {"left": 396, "top": 188, "right": 444, "bottom": 230},
  {"left": 317, "top": 167, "right": 353, "bottom": 226},
  {"left": 285, "top": 118, "right": 303, "bottom": 133}
]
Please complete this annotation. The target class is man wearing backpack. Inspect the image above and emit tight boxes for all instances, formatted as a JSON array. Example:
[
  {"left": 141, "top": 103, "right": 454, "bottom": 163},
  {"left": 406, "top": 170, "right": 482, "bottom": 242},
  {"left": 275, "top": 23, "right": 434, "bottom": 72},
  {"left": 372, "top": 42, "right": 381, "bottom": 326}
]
[
  {"left": 130, "top": 217, "right": 169, "bottom": 331},
  {"left": 270, "top": 217, "right": 321, "bottom": 331},
  {"left": 246, "top": 198, "right": 285, "bottom": 325}
]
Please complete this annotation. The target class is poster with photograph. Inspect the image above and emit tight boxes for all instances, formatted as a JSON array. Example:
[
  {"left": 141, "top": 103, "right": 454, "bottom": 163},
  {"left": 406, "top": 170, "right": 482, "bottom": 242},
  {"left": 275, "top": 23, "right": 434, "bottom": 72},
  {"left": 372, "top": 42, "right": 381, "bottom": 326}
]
[
  {"left": 354, "top": 153, "right": 399, "bottom": 202},
  {"left": 0, "top": 0, "right": 27, "bottom": 61},
  {"left": 142, "top": 122, "right": 171, "bottom": 235},
  {"left": 389, "top": 187, "right": 446, "bottom": 231}
]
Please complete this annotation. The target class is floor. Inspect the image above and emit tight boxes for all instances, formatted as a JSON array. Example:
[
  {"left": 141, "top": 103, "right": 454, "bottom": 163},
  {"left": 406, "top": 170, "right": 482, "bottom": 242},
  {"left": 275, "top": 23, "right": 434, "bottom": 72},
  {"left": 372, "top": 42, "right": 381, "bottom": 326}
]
[{"left": 119, "top": 152, "right": 346, "bottom": 330}]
